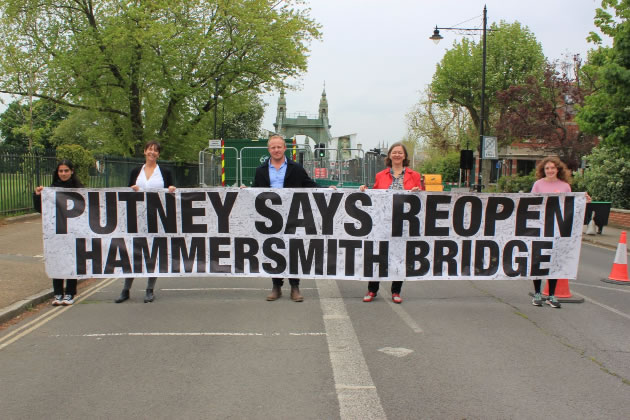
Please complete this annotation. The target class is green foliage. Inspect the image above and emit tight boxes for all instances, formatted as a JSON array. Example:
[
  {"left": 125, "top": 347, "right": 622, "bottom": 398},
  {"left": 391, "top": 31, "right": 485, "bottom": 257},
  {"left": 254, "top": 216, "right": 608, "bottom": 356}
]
[
  {"left": 571, "top": 171, "right": 589, "bottom": 192},
  {"left": 0, "top": 100, "right": 68, "bottom": 152},
  {"left": 582, "top": 145, "right": 630, "bottom": 209},
  {"left": 431, "top": 21, "right": 545, "bottom": 139},
  {"left": 0, "top": 0, "right": 321, "bottom": 158},
  {"left": 418, "top": 151, "right": 460, "bottom": 182},
  {"left": 577, "top": 0, "right": 630, "bottom": 153},
  {"left": 406, "top": 87, "right": 476, "bottom": 153},
  {"left": 495, "top": 170, "right": 536, "bottom": 193},
  {"left": 56, "top": 144, "right": 95, "bottom": 185}
]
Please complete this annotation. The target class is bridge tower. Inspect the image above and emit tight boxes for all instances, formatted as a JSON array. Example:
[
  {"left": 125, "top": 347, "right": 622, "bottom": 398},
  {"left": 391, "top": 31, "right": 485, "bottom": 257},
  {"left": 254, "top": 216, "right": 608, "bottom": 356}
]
[{"left": 273, "top": 88, "right": 332, "bottom": 146}]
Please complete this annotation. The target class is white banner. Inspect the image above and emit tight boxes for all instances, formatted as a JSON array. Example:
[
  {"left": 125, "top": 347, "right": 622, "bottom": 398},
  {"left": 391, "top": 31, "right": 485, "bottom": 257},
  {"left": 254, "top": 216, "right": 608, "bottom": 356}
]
[{"left": 41, "top": 188, "right": 587, "bottom": 281}]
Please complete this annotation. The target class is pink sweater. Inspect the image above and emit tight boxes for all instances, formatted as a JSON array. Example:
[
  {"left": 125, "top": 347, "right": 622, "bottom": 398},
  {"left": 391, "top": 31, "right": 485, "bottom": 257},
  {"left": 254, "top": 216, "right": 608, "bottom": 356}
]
[{"left": 531, "top": 179, "right": 571, "bottom": 193}]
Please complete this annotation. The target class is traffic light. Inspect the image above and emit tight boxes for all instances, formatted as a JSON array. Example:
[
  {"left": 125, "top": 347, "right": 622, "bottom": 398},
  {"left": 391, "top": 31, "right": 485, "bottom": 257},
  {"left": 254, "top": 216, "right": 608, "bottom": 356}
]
[{"left": 317, "top": 143, "right": 326, "bottom": 158}]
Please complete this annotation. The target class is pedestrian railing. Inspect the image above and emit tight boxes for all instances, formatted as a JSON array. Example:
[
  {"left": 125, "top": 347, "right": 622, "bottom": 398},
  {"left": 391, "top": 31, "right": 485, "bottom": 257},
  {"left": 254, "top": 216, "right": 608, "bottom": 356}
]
[{"left": 0, "top": 152, "right": 198, "bottom": 217}]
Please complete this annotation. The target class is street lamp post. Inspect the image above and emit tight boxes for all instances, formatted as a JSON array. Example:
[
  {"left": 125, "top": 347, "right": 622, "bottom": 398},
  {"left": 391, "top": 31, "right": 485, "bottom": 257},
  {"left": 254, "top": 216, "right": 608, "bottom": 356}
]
[
  {"left": 430, "top": 6, "right": 488, "bottom": 192},
  {"left": 213, "top": 76, "right": 221, "bottom": 139}
]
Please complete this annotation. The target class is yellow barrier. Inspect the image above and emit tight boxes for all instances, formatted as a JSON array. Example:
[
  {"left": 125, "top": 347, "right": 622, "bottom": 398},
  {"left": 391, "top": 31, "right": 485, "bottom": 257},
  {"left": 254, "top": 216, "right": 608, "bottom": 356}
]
[{"left": 423, "top": 174, "right": 443, "bottom": 191}]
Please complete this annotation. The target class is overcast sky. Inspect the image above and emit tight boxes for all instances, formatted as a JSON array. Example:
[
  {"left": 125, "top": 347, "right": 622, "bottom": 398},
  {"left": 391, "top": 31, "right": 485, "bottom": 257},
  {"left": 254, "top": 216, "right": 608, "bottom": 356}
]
[{"left": 261, "top": 0, "right": 606, "bottom": 150}]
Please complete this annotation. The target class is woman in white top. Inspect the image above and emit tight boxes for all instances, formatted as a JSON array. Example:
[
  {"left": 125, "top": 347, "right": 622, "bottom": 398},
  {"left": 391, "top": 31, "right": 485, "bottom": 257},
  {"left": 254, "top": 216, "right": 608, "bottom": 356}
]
[{"left": 115, "top": 141, "right": 176, "bottom": 303}]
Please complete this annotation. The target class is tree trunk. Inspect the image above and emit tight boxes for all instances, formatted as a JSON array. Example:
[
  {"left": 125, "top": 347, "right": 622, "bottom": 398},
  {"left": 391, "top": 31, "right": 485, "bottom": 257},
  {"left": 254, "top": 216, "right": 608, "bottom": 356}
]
[{"left": 129, "top": 44, "right": 144, "bottom": 157}]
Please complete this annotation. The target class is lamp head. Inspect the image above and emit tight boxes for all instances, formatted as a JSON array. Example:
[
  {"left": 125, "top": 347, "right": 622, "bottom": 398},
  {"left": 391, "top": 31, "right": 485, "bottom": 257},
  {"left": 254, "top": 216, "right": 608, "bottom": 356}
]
[{"left": 430, "top": 26, "right": 443, "bottom": 44}]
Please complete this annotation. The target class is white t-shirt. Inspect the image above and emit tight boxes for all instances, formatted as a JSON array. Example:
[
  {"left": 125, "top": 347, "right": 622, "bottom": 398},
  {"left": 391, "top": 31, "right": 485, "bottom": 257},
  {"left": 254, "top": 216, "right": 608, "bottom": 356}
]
[{"left": 135, "top": 165, "right": 165, "bottom": 189}]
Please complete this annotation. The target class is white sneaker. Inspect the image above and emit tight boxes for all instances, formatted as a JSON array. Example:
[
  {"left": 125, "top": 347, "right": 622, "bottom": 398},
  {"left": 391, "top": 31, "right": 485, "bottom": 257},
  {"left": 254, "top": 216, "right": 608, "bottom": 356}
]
[
  {"left": 52, "top": 295, "right": 63, "bottom": 306},
  {"left": 62, "top": 295, "right": 75, "bottom": 306}
]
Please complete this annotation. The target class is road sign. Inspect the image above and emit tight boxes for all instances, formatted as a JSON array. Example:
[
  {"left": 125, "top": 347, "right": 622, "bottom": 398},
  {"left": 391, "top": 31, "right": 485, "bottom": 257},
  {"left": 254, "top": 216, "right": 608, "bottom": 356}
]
[
  {"left": 209, "top": 139, "right": 222, "bottom": 148},
  {"left": 483, "top": 136, "right": 498, "bottom": 159}
]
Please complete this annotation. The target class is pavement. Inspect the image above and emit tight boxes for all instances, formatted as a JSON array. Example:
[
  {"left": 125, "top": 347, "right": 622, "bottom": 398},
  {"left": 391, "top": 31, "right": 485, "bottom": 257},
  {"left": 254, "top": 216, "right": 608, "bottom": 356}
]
[{"left": 0, "top": 212, "right": 628, "bottom": 325}]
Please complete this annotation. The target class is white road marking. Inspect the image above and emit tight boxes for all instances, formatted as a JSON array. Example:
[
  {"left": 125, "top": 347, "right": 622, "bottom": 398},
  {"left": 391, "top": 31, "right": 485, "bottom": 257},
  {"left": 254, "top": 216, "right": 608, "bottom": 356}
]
[
  {"left": 50, "top": 332, "right": 326, "bottom": 338},
  {"left": 378, "top": 347, "right": 414, "bottom": 358},
  {"left": 572, "top": 291, "right": 630, "bottom": 321},
  {"left": 381, "top": 290, "right": 423, "bottom": 333},
  {"left": 157, "top": 287, "right": 319, "bottom": 291},
  {"left": 571, "top": 282, "right": 630, "bottom": 293},
  {"left": 0, "top": 278, "right": 118, "bottom": 351},
  {"left": 316, "top": 279, "right": 387, "bottom": 420}
]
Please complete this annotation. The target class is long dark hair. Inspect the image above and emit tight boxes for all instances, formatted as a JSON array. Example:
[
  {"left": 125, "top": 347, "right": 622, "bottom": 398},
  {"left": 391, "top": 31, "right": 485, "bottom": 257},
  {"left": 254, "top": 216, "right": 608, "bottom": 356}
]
[
  {"left": 384, "top": 142, "right": 410, "bottom": 167},
  {"left": 52, "top": 159, "right": 84, "bottom": 188}
]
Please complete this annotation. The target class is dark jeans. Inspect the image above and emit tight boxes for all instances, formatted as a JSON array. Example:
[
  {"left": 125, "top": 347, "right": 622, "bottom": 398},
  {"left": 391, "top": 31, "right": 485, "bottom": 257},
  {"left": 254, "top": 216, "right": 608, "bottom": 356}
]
[
  {"left": 533, "top": 279, "right": 557, "bottom": 295},
  {"left": 368, "top": 281, "right": 402, "bottom": 294},
  {"left": 272, "top": 278, "right": 300, "bottom": 287},
  {"left": 53, "top": 279, "right": 77, "bottom": 296}
]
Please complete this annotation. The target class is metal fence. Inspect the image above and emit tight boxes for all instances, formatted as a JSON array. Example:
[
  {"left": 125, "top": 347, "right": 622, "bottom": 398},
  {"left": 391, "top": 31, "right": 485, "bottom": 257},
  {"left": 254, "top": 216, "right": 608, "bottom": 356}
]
[
  {"left": 199, "top": 147, "right": 239, "bottom": 187},
  {"left": 0, "top": 152, "right": 198, "bottom": 216},
  {"left": 239, "top": 146, "right": 315, "bottom": 187},
  {"left": 2, "top": 147, "right": 387, "bottom": 216}
]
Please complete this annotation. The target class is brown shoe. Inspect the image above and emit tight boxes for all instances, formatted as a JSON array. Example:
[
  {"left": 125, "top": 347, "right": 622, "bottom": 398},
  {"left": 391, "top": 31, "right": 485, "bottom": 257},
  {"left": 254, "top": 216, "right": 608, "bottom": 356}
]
[
  {"left": 290, "top": 286, "right": 304, "bottom": 302},
  {"left": 266, "top": 286, "right": 282, "bottom": 301}
]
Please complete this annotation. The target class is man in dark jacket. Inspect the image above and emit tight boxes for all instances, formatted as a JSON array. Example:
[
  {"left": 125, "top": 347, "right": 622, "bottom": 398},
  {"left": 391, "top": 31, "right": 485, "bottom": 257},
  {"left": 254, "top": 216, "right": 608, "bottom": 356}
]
[{"left": 253, "top": 135, "right": 318, "bottom": 302}]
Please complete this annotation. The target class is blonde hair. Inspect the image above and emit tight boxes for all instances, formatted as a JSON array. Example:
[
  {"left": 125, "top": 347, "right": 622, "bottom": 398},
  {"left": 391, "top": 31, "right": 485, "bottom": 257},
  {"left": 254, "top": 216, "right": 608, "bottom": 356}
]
[{"left": 267, "top": 135, "right": 285, "bottom": 146}]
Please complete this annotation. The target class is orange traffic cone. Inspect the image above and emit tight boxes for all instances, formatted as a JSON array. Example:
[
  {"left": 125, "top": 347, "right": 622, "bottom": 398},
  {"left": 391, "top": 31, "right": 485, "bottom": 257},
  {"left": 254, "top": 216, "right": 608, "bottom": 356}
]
[
  {"left": 542, "top": 279, "right": 584, "bottom": 303},
  {"left": 602, "top": 231, "right": 630, "bottom": 285}
]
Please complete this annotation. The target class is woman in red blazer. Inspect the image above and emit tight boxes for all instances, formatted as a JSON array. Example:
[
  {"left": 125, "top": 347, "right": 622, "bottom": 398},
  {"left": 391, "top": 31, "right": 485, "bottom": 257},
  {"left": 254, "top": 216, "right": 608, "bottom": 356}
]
[{"left": 359, "top": 142, "right": 424, "bottom": 303}]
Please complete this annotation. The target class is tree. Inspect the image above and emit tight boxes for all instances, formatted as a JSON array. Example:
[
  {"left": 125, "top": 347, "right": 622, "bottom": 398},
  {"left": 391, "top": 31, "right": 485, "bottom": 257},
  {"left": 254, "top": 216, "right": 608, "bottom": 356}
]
[
  {"left": 56, "top": 144, "right": 95, "bottom": 185},
  {"left": 495, "top": 59, "right": 598, "bottom": 169},
  {"left": 0, "top": 99, "right": 68, "bottom": 152},
  {"left": 405, "top": 87, "right": 475, "bottom": 153},
  {"left": 577, "top": 0, "right": 630, "bottom": 153},
  {"left": 431, "top": 21, "right": 545, "bottom": 138},
  {"left": 418, "top": 151, "right": 461, "bottom": 183},
  {"left": 0, "top": 0, "right": 321, "bottom": 158},
  {"left": 583, "top": 145, "right": 630, "bottom": 208},
  {"left": 220, "top": 92, "right": 266, "bottom": 140}
]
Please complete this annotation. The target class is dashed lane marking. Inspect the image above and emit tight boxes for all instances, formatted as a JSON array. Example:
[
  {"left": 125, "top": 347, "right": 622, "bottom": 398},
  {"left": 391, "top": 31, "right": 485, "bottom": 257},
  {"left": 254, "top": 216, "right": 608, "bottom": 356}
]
[
  {"left": 158, "top": 287, "right": 318, "bottom": 291},
  {"left": 49, "top": 332, "right": 327, "bottom": 338}
]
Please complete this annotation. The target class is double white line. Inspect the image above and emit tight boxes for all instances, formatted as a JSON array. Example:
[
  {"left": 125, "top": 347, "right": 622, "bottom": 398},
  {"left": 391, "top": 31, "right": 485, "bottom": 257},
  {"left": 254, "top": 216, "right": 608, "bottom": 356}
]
[{"left": 0, "top": 277, "right": 118, "bottom": 351}]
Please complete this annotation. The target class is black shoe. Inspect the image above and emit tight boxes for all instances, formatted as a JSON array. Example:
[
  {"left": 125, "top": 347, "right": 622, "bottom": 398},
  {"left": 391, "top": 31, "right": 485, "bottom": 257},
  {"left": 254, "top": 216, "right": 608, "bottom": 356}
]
[
  {"left": 144, "top": 289, "right": 154, "bottom": 303},
  {"left": 115, "top": 290, "right": 130, "bottom": 303}
]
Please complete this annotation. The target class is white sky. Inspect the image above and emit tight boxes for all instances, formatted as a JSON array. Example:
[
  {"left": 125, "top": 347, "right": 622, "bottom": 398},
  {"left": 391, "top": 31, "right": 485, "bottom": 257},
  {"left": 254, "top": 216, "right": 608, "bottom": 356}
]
[
  {"left": 0, "top": 0, "right": 608, "bottom": 153},
  {"left": 261, "top": 0, "right": 607, "bottom": 150}
]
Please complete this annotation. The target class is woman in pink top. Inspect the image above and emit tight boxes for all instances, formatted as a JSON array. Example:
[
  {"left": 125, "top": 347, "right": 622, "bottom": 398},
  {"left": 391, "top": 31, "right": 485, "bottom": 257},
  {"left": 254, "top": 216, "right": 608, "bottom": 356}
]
[{"left": 530, "top": 157, "right": 572, "bottom": 308}]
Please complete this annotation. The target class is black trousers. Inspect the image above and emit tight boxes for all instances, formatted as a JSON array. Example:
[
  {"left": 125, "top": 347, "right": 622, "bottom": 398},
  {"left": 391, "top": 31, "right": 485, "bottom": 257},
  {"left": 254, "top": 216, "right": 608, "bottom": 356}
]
[
  {"left": 272, "top": 278, "right": 299, "bottom": 287},
  {"left": 533, "top": 279, "right": 557, "bottom": 295},
  {"left": 53, "top": 279, "right": 77, "bottom": 296},
  {"left": 368, "top": 281, "right": 403, "bottom": 294},
  {"left": 122, "top": 277, "right": 157, "bottom": 290}
]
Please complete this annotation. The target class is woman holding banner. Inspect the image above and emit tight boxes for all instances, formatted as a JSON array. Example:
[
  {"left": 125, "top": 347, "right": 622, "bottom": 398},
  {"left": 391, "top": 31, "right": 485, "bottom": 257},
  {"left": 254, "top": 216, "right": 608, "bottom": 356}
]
[
  {"left": 115, "top": 140, "right": 176, "bottom": 304},
  {"left": 359, "top": 143, "right": 424, "bottom": 304},
  {"left": 530, "top": 156, "right": 574, "bottom": 309},
  {"left": 34, "top": 159, "right": 84, "bottom": 306}
]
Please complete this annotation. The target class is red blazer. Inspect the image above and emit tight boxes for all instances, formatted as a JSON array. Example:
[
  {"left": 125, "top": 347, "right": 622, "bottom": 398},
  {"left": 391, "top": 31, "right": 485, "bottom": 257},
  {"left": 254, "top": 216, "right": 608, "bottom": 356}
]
[{"left": 372, "top": 167, "right": 425, "bottom": 190}]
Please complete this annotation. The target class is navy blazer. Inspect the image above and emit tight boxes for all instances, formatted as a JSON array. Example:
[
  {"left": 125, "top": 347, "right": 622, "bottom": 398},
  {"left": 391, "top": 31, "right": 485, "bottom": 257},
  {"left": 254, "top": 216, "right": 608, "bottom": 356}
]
[{"left": 253, "top": 158, "right": 318, "bottom": 188}]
